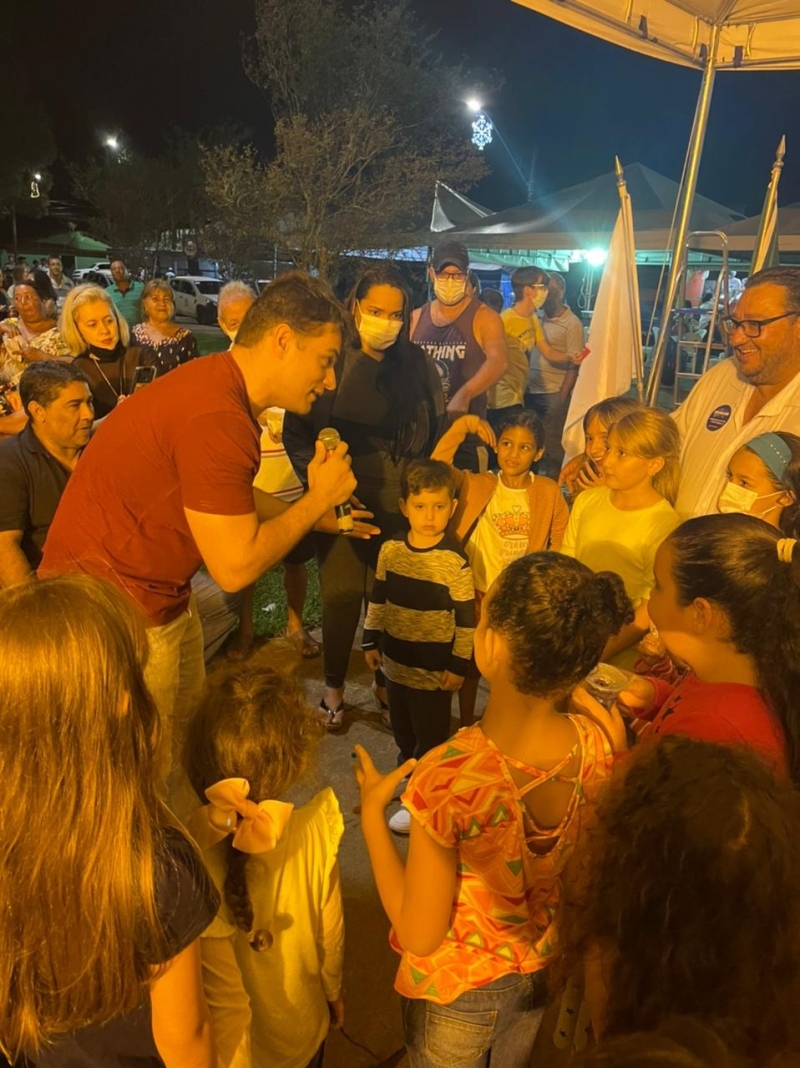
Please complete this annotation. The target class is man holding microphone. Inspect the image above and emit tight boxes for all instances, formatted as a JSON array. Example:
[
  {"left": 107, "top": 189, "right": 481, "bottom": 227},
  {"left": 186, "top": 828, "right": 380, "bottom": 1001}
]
[{"left": 42, "top": 272, "right": 377, "bottom": 763}]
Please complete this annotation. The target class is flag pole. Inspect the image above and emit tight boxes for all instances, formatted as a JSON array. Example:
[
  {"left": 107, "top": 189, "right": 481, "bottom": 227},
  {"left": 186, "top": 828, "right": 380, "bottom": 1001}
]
[
  {"left": 615, "top": 156, "right": 644, "bottom": 402},
  {"left": 646, "top": 23, "right": 721, "bottom": 406},
  {"left": 751, "top": 135, "right": 786, "bottom": 274}
]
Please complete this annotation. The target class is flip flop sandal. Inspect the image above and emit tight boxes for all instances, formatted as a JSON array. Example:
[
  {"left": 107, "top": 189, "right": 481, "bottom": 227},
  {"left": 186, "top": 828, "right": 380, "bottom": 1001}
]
[
  {"left": 318, "top": 698, "right": 345, "bottom": 731},
  {"left": 284, "top": 627, "right": 321, "bottom": 659}
]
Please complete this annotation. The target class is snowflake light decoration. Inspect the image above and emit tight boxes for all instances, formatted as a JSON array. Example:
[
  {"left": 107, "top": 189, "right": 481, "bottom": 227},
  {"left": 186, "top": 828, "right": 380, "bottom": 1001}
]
[{"left": 471, "top": 113, "right": 493, "bottom": 151}]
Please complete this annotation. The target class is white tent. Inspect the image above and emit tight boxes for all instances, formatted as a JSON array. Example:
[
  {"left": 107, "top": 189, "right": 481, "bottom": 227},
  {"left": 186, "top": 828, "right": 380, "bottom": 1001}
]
[
  {"left": 511, "top": 1, "right": 800, "bottom": 71},
  {"left": 430, "top": 181, "right": 493, "bottom": 233},
  {"left": 446, "top": 163, "right": 740, "bottom": 253},
  {"left": 511, "top": 0, "right": 800, "bottom": 400}
]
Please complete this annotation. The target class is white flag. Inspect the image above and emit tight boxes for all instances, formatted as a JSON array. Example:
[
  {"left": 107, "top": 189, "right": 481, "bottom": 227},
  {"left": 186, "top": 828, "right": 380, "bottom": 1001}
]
[{"left": 561, "top": 204, "right": 641, "bottom": 463}]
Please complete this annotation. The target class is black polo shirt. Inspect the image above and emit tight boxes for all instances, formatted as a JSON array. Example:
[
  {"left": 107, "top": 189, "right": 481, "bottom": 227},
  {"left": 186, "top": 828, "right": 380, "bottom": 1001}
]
[{"left": 0, "top": 424, "right": 72, "bottom": 569}]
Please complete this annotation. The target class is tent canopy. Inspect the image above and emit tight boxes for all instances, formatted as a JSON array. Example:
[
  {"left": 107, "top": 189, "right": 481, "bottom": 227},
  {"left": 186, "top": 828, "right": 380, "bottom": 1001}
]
[
  {"left": 22, "top": 231, "right": 110, "bottom": 255},
  {"left": 444, "top": 162, "right": 741, "bottom": 252},
  {"left": 692, "top": 201, "right": 800, "bottom": 251},
  {"left": 430, "top": 181, "right": 492, "bottom": 232},
  {"left": 512, "top": 0, "right": 800, "bottom": 71}
]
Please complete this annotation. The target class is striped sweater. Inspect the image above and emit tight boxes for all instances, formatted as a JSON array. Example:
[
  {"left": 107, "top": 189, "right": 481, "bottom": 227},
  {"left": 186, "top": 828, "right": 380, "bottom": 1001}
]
[{"left": 362, "top": 534, "right": 476, "bottom": 691}]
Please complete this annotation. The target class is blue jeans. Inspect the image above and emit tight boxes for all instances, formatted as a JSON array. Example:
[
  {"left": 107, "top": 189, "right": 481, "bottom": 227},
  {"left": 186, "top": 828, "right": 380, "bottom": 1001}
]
[{"left": 402, "top": 970, "right": 547, "bottom": 1068}]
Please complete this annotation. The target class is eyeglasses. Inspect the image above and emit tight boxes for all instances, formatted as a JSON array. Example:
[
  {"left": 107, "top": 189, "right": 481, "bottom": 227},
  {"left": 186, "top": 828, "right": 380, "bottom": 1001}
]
[
  {"left": 720, "top": 311, "right": 799, "bottom": 338},
  {"left": 435, "top": 270, "right": 467, "bottom": 281}
]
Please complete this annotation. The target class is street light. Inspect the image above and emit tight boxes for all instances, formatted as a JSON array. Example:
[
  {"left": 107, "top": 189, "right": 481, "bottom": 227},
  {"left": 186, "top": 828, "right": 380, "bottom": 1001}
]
[
  {"left": 104, "top": 136, "right": 119, "bottom": 151},
  {"left": 466, "top": 97, "right": 483, "bottom": 114}
]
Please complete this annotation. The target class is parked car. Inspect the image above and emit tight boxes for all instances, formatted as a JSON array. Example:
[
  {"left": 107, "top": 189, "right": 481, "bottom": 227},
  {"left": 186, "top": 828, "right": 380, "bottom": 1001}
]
[
  {"left": 72, "top": 262, "right": 112, "bottom": 282},
  {"left": 170, "top": 276, "right": 223, "bottom": 324}
]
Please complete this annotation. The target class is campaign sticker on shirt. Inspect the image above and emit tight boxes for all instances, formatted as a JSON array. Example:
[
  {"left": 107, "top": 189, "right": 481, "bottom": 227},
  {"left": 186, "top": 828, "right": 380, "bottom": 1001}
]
[{"left": 706, "top": 404, "right": 732, "bottom": 432}]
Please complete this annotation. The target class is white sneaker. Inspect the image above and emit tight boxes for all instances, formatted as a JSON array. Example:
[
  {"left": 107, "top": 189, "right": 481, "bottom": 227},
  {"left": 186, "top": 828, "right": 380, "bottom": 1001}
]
[{"left": 388, "top": 805, "right": 411, "bottom": 835}]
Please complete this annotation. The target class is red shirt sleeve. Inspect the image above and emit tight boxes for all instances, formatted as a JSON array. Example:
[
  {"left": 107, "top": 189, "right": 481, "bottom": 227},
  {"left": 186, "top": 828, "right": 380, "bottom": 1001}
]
[{"left": 175, "top": 411, "right": 259, "bottom": 516}]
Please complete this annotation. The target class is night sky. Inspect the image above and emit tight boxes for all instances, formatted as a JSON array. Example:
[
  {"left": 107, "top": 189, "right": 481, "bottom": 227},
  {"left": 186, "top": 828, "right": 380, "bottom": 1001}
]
[{"left": 13, "top": 0, "right": 800, "bottom": 218}]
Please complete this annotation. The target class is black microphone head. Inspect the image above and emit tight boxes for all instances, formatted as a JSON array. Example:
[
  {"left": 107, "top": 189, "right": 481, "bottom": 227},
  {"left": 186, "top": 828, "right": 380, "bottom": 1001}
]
[{"left": 318, "top": 427, "right": 341, "bottom": 451}]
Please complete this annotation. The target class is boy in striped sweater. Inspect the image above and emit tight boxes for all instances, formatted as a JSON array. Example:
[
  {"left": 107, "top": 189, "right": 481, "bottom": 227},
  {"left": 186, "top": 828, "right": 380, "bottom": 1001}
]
[{"left": 363, "top": 460, "right": 476, "bottom": 834}]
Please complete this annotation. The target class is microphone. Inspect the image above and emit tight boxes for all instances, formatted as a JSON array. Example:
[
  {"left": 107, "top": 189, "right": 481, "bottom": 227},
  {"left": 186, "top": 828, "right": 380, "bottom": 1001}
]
[{"left": 317, "top": 427, "right": 354, "bottom": 532}]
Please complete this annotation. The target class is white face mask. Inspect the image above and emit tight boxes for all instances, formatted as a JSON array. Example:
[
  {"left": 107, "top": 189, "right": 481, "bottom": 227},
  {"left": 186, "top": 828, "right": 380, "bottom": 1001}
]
[
  {"left": 357, "top": 303, "right": 402, "bottom": 351},
  {"left": 717, "top": 480, "right": 783, "bottom": 516},
  {"left": 433, "top": 276, "right": 468, "bottom": 306}
]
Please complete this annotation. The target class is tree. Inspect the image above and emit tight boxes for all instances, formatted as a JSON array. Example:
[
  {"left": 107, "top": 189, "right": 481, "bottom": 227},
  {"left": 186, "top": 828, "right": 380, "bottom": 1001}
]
[
  {"left": 201, "top": 0, "right": 488, "bottom": 279},
  {"left": 199, "top": 144, "right": 270, "bottom": 272},
  {"left": 69, "top": 132, "right": 217, "bottom": 269}
]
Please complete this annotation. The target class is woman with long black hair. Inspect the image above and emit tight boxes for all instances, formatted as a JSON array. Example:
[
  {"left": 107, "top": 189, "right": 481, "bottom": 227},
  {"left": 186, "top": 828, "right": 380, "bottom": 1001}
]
[{"left": 284, "top": 262, "right": 446, "bottom": 729}]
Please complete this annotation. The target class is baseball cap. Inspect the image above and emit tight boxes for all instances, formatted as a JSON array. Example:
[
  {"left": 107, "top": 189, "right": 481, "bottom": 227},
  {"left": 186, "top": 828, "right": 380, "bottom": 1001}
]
[{"left": 432, "top": 239, "right": 469, "bottom": 274}]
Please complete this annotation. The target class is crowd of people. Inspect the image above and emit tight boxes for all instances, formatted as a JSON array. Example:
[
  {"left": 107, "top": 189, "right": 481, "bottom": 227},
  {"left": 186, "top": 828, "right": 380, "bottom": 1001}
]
[{"left": 1, "top": 241, "right": 800, "bottom": 1068}]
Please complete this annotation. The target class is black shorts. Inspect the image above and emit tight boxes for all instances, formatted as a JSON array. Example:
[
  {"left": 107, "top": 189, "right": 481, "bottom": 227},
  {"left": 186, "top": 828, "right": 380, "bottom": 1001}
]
[{"left": 283, "top": 532, "right": 316, "bottom": 567}]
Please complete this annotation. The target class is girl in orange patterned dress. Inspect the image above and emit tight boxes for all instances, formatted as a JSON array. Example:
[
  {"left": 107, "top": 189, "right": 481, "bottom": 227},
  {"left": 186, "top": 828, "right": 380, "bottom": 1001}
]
[{"left": 355, "top": 552, "right": 634, "bottom": 1068}]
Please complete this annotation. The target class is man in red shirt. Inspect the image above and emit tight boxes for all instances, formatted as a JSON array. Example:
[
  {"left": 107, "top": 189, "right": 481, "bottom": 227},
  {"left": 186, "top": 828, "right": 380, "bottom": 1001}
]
[{"left": 42, "top": 272, "right": 368, "bottom": 772}]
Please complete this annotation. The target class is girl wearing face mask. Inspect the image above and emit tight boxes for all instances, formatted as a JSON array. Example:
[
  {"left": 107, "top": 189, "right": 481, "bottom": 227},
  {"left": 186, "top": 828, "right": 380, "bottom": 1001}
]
[
  {"left": 283, "top": 264, "right": 447, "bottom": 730},
  {"left": 717, "top": 432, "right": 800, "bottom": 536}
]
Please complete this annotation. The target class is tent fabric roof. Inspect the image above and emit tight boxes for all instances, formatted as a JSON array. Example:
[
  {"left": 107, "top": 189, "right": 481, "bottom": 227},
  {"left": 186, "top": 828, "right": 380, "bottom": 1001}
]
[
  {"left": 23, "top": 231, "right": 110, "bottom": 254},
  {"left": 512, "top": 0, "right": 800, "bottom": 71},
  {"left": 443, "top": 162, "right": 741, "bottom": 252},
  {"left": 430, "top": 181, "right": 493, "bottom": 232},
  {"left": 692, "top": 202, "right": 800, "bottom": 251}
]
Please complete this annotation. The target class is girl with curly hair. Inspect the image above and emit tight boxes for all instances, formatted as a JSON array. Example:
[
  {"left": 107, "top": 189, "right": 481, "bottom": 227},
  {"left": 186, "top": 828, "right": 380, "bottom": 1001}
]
[
  {"left": 185, "top": 668, "right": 343, "bottom": 1068},
  {"left": 571, "top": 737, "right": 800, "bottom": 1065},
  {"left": 355, "top": 552, "right": 634, "bottom": 1068}
]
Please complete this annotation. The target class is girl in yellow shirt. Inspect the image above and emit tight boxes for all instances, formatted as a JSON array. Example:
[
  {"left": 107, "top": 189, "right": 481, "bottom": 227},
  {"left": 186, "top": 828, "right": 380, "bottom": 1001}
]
[{"left": 186, "top": 668, "right": 344, "bottom": 1068}]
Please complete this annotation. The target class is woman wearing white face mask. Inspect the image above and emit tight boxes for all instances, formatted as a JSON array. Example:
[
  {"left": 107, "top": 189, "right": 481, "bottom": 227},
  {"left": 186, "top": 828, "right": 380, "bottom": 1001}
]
[
  {"left": 284, "top": 264, "right": 447, "bottom": 730},
  {"left": 717, "top": 432, "right": 800, "bottom": 535}
]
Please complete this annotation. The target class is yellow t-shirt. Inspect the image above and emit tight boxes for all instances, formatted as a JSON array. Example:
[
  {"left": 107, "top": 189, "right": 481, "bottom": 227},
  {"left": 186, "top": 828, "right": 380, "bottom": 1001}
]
[
  {"left": 489, "top": 308, "right": 544, "bottom": 410},
  {"left": 560, "top": 486, "right": 680, "bottom": 607},
  {"left": 200, "top": 788, "right": 344, "bottom": 1068}
]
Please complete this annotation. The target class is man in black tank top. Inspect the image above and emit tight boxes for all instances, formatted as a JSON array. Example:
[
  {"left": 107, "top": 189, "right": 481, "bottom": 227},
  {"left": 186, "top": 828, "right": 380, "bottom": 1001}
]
[{"left": 411, "top": 239, "right": 507, "bottom": 472}]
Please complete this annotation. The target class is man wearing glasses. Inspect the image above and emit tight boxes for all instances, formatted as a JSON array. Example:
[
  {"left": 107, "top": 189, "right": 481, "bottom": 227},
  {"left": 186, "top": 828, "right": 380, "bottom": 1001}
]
[
  {"left": 674, "top": 266, "right": 800, "bottom": 516},
  {"left": 411, "top": 239, "right": 507, "bottom": 471}
]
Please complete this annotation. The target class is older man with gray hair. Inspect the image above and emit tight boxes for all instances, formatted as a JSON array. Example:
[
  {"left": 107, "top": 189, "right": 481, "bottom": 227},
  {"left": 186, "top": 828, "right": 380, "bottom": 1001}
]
[{"left": 217, "top": 281, "right": 257, "bottom": 344}]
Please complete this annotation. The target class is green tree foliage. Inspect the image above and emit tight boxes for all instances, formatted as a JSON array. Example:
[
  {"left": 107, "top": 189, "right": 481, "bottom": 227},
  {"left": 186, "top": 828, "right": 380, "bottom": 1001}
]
[
  {"left": 69, "top": 133, "right": 219, "bottom": 268},
  {"left": 201, "top": 0, "right": 487, "bottom": 279}
]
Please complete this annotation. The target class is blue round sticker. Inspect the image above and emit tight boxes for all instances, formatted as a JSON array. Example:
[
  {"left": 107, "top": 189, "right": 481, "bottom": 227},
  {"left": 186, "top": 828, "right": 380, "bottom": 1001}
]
[{"left": 706, "top": 404, "right": 732, "bottom": 431}]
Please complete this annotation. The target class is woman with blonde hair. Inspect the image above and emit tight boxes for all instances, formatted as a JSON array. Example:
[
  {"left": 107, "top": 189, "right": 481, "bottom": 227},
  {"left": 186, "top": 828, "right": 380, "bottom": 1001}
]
[
  {"left": 562, "top": 407, "right": 681, "bottom": 666},
  {"left": 132, "top": 279, "right": 199, "bottom": 373},
  {"left": 0, "top": 575, "right": 218, "bottom": 1066},
  {"left": 60, "top": 284, "right": 156, "bottom": 417}
]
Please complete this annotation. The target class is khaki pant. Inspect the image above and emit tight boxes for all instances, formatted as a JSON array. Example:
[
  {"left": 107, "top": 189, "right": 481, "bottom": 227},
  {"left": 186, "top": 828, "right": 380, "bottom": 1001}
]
[{"left": 144, "top": 594, "right": 205, "bottom": 787}]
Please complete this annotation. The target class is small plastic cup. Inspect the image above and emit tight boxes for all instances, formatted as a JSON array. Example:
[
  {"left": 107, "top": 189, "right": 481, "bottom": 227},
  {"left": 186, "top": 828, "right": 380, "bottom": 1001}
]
[{"left": 583, "top": 663, "right": 631, "bottom": 709}]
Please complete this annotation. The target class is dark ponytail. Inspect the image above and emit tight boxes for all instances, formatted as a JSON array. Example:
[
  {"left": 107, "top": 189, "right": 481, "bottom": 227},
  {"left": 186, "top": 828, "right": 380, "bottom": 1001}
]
[
  {"left": 668, "top": 515, "right": 800, "bottom": 782},
  {"left": 184, "top": 667, "right": 322, "bottom": 950},
  {"left": 224, "top": 846, "right": 272, "bottom": 952},
  {"left": 487, "top": 553, "right": 634, "bottom": 698}
]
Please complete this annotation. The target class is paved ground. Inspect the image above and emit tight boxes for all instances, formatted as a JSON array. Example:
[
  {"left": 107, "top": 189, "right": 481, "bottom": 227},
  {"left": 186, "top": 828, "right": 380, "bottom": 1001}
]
[{"left": 211, "top": 626, "right": 570, "bottom": 1068}]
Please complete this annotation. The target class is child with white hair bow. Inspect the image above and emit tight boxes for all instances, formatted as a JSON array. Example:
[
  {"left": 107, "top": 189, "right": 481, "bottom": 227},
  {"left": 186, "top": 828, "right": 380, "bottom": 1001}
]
[{"left": 186, "top": 667, "right": 343, "bottom": 1068}]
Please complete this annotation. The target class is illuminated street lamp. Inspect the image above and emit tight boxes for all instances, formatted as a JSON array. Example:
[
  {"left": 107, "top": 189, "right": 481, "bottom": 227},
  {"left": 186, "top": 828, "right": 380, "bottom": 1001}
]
[{"left": 102, "top": 134, "right": 127, "bottom": 162}]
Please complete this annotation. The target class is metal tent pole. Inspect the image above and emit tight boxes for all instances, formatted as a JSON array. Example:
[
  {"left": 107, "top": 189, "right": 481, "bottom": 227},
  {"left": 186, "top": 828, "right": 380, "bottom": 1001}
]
[{"left": 646, "top": 23, "right": 721, "bottom": 407}]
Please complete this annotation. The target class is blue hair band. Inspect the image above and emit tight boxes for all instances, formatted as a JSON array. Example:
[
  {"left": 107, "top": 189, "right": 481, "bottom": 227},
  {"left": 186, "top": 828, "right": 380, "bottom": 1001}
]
[{"left": 745, "top": 433, "right": 792, "bottom": 482}]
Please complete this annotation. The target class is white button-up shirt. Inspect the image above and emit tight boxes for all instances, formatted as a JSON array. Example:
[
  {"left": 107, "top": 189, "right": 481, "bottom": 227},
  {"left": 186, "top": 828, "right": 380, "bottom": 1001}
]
[{"left": 673, "top": 356, "right": 800, "bottom": 518}]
